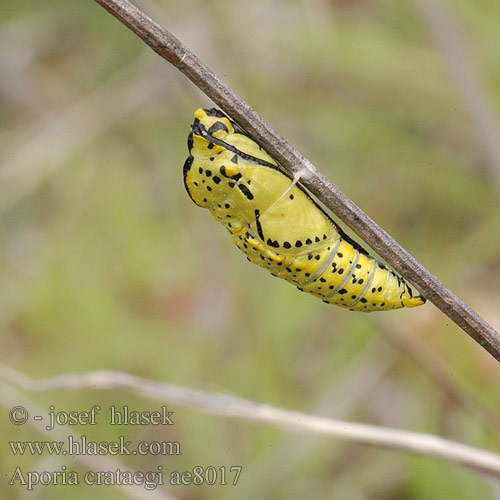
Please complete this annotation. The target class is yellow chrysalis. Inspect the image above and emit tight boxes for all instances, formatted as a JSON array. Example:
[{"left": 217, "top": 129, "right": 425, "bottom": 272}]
[{"left": 183, "top": 108, "right": 425, "bottom": 311}]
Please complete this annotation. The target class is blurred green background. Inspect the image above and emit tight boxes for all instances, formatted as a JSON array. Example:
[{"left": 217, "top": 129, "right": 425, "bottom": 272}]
[{"left": 1, "top": 0, "right": 500, "bottom": 498}]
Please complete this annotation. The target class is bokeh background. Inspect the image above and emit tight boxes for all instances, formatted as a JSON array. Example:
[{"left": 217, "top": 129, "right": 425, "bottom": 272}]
[{"left": 1, "top": 0, "right": 500, "bottom": 498}]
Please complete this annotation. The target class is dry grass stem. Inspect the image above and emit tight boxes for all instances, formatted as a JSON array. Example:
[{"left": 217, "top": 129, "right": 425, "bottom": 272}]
[{"left": 2, "top": 365, "right": 500, "bottom": 479}]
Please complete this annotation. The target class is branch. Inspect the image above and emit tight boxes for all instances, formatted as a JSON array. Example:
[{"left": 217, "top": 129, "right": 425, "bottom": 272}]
[
  {"left": 3, "top": 366, "right": 500, "bottom": 479},
  {"left": 92, "top": 0, "right": 500, "bottom": 361}
]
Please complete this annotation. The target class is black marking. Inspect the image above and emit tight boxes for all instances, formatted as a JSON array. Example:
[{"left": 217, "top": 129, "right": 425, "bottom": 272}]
[
  {"left": 238, "top": 184, "right": 254, "bottom": 200},
  {"left": 213, "top": 176, "right": 221, "bottom": 184},
  {"left": 204, "top": 108, "right": 226, "bottom": 118},
  {"left": 306, "top": 238, "right": 312, "bottom": 245},
  {"left": 338, "top": 288, "right": 348, "bottom": 295},
  {"left": 295, "top": 240, "right": 303, "bottom": 248},
  {"left": 231, "top": 154, "right": 238, "bottom": 164},
  {"left": 283, "top": 241, "right": 291, "bottom": 249},
  {"left": 205, "top": 170, "right": 212, "bottom": 177},
  {"left": 255, "top": 210, "right": 264, "bottom": 240},
  {"left": 183, "top": 155, "right": 194, "bottom": 177},
  {"left": 219, "top": 165, "right": 242, "bottom": 181},
  {"left": 194, "top": 122, "right": 278, "bottom": 169},
  {"left": 207, "top": 121, "right": 229, "bottom": 135},
  {"left": 182, "top": 155, "right": 196, "bottom": 203}
]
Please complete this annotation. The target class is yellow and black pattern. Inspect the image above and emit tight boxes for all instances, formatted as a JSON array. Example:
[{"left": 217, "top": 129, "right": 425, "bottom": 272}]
[{"left": 183, "top": 108, "right": 425, "bottom": 311}]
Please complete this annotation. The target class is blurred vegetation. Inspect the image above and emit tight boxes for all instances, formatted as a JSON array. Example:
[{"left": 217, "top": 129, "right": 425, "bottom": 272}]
[{"left": 1, "top": 0, "right": 500, "bottom": 499}]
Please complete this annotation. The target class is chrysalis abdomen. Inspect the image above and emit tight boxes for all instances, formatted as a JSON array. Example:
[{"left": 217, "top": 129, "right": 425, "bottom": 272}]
[{"left": 183, "top": 108, "right": 425, "bottom": 312}]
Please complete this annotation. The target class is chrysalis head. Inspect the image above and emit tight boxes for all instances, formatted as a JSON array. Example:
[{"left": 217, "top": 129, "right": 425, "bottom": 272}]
[
  {"left": 183, "top": 108, "right": 239, "bottom": 208},
  {"left": 187, "top": 108, "right": 235, "bottom": 159}
]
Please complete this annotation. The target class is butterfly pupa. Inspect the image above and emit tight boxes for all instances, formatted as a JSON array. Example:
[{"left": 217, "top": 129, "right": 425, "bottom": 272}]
[{"left": 183, "top": 108, "right": 425, "bottom": 312}]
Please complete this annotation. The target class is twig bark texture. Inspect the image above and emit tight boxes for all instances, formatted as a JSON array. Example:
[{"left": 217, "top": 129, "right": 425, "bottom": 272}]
[{"left": 93, "top": 0, "right": 500, "bottom": 361}]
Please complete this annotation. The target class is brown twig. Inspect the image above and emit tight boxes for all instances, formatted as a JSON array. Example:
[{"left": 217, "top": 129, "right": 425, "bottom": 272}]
[{"left": 92, "top": 0, "right": 500, "bottom": 361}]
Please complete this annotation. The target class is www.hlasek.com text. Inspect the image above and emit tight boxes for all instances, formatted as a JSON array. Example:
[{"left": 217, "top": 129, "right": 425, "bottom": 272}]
[{"left": 10, "top": 435, "right": 181, "bottom": 456}]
